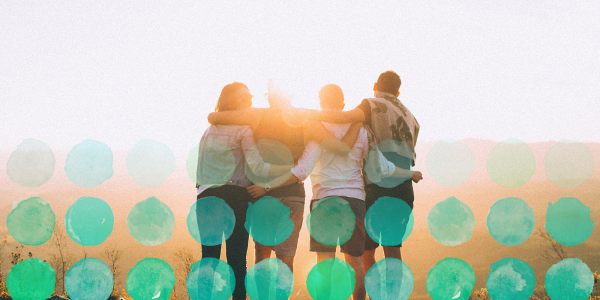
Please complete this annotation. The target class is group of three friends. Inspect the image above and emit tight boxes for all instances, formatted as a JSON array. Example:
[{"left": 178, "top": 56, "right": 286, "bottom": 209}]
[{"left": 195, "top": 70, "right": 422, "bottom": 300}]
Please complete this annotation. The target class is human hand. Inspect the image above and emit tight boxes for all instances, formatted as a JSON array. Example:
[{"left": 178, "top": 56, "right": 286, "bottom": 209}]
[
  {"left": 411, "top": 171, "right": 423, "bottom": 183},
  {"left": 247, "top": 185, "right": 267, "bottom": 198}
]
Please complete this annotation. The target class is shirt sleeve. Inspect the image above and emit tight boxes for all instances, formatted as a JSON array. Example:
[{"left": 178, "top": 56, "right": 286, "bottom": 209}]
[
  {"left": 358, "top": 99, "right": 372, "bottom": 126},
  {"left": 290, "top": 141, "right": 321, "bottom": 182},
  {"left": 239, "top": 126, "right": 272, "bottom": 178}
]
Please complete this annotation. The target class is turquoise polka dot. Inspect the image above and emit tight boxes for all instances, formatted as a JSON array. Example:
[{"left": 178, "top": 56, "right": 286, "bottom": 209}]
[
  {"left": 245, "top": 197, "right": 294, "bottom": 247},
  {"left": 245, "top": 258, "right": 294, "bottom": 300},
  {"left": 307, "top": 197, "right": 355, "bottom": 246},
  {"left": 187, "top": 197, "right": 235, "bottom": 246},
  {"left": 65, "top": 258, "right": 113, "bottom": 300},
  {"left": 195, "top": 138, "right": 236, "bottom": 187},
  {"left": 6, "top": 258, "right": 56, "bottom": 300},
  {"left": 365, "top": 258, "right": 414, "bottom": 300},
  {"left": 126, "top": 139, "right": 176, "bottom": 187},
  {"left": 545, "top": 140, "right": 594, "bottom": 188},
  {"left": 365, "top": 196, "right": 414, "bottom": 246},
  {"left": 545, "top": 197, "right": 594, "bottom": 246},
  {"left": 486, "top": 139, "right": 535, "bottom": 188},
  {"left": 65, "top": 139, "right": 114, "bottom": 188},
  {"left": 186, "top": 143, "right": 200, "bottom": 183},
  {"left": 65, "top": 196, "right": 114, "bottom": 246},
  {"left": 426, "top": 197, "right": 475, "bottom": 246},
  {"left": 365, "top": 139, "right": 414, "bottom": 188},
  {"left": 6, "top": 197, "right": 55, "bottom": 246},
  {"left": 126, "top": 197, "right": 175, "bottom": 246},
  {"left": 306, "top": 258, "right": 355, "bottom": 300},
  {"left": 426, "top": 258, "right": 475, "bottom": 300},
  {"left": 126, "top": 258, "right": 175, "bottom": 300},
  {"left": 186, "top": 258, "right": 235, "bottom": 300},
  {"left": 486, "top": 258, "right": 535, "bottom": 300},
  {"left": 426, "top": 140, "right": 475, "bottom": 187},
  {"left": 245, "top": 139, "right": 293, "bottom": 187},
  {"left": 545, "top": 258, "right": 594, "bottom": 300},
  {"left": 7, "top": 139, "right": 55, "bottom": 187},
  {"left": 486, "top": 197, "right": 535, "bottom": 246}
]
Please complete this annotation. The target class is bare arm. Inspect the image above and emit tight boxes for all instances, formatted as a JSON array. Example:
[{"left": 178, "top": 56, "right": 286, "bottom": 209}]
[
  {"left": 303, "top": 120, "right": 352, "bottom": 155},
  {"left": 307, "top": 107, "right": 366, "bottom": 124},
  {"left": 247, "top": 172, "right": 300, "bottom": 198},
  {"left": 207, "top": 107, "right": 262, "bottom": 130}
]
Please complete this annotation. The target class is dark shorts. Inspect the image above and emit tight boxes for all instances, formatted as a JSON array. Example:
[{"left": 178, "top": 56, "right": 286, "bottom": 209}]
[
  {"left": 309, "top": 196, "right": 367, "bottom": 257},
  {"left": 364, "top": 180, "right": 414, "bottom": 250},
  {"left": 254, "top": 196, "right": 305, "bottom": 257}
]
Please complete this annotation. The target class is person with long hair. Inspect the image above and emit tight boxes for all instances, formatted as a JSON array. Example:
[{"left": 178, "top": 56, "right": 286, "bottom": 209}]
[{"left": 195, "top": 82, "right": 292, "bottom": 300}]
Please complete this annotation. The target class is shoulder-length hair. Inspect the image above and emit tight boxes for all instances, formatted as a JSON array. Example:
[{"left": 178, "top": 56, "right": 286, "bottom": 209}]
[{"left": 215, "top": 82, "right": 249, "bottom": 112}]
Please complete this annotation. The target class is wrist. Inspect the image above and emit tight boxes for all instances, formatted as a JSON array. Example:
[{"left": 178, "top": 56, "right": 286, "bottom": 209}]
[{"left": 264, "top": 182, "right": 271, "bottom": 192}]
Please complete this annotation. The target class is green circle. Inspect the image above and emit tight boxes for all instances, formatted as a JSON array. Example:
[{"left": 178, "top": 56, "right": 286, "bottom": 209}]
[
  {"left": 126, "top": 197, "right": 175, "bottom": 246},
  {"left": 245, "top": 139, "right": 293, "bottom": 186},
  {"left": 187, "top": 197, "right": 236, "bottom": 246},
  {"left": 6, "top": 197, "right": 56, "bottom": 246},
  {"left": 426, "top": 197, "right": 475, "bottom": 246},
  {"left": 193, "top": 138, "right": 238, "bottom": 187},
  {"left": 365, "top": 196, "right": 414, "bottom": 246},
  {"left": 186, "top": 258, "right": 235, "bottom": 300},
  {"left": 365, "top": 258, "right": 414, "bottom": 300},
  {"left": 545, "top": 197, "right": 594, "bottom": 246},
  {"left": 65, "top": 139, "right": 114, "bottom": 188},
  {"left": 126, "top": 139, "right": 176, "bottom": 187},
  {"left": 65, "top": 196, "right": 114, "bottom": 246},
  {"left": 306, "top": 258, "right": 355, "bottom": 300},
  {"left": 307, "top": 197, "right": 355, "bottom": 246},
  {"left": 245, "top": 258, "right": 294, "bottom": 300},
  {"left": 545, "top": 140, "right": 594, "bottom": 188},
  {"left": 365, "top": 139, "right": 414, "bottom": 188},
  {"left": 65, "top": 258, "right": 114, "bottom": 300},
  {"left": 486, "top": 139, "right": 535, "bottom": 188},
  {"left": 487, "top": 197, "right": 535, "bottom": 246},
  {"left": 7, "top": 138, "right": 56, "bottom": 187},
  {"left": 545, "top": 258, "right": 594, "bottom": 299},
  {"left": 486, "top": 258, "right": 535, "bottom": 300},
  {"left": 126, "top": 257, "right": 175, "bottom": 300},
  {"left": 426, "top": 257, "right": 475, "bottom": 300},
  {"left": 426, "top": 140, "right": 476, "bottom": 187},
  {"left": 186, "top": 143, "right": 200, "bottom": 183},
  {"left": 6, "top": 258, "right": 56, "bottom": 300},
  {"left": 245, "top": 197, "right": 294, "bottom": 247}
]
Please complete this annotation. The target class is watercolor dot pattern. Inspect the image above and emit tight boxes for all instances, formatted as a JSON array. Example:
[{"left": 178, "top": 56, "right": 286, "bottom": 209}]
[
  {"left": 245, "top": 258, "right": 294, "bottom": 300},
  {"left": 365, "top": 196, "right": 414, "bottom": 246},
  {"left": 365, "top": 258, "right": 414, "bottom": 300},
  {"left": 7, "top": 139, "right": 55, "bottom": 187},
  {"left": 65, "top": 196, "right": 114, "bottom": 246},
  {"left": 307, "top": 197, "right": 356, "bottom": 246},
  {"left": 486, "top": 258, "right": 535, "bottom": 300},
  {"left": 245, "top": 196, "right": 294, "bottom": 247},
  {"left": 486, "top": 139, "right": 535, "bottom": 188},
  {"left": 126, "top": 196, "right": 175, "bottom": 246},
  {"left": 126, "top": 139, "right": 176, "bottom": 187},
  {"left": 426, "top": 196, "right": 475, "bottom": 246},
  {"left": 6, "top": 258, "right": 56, "bottom": 300},
  {"left": 186, "top": 258, "right": 235, "bottom": 300},
  {"left": 426, "top": 257, "right": 475, "bottom": 300},
  {"left": 65, "top": 139, "right": 114, "bottom": 188},
  {"left": 126, "top": 258, "right": 175, "bottom": 300},
  {"left": 306, "top": 258, "right": 355, "bottom": 300},
  {"left": 486, "top": 197, "right": 535, "bottom": 246},
  {"left": 6, "top": 197, "right": 55, "bottom": 246},
  {"left": 187, "top": 196, "right": 236, "bottom": 246},
  {"left": 545, "top": 258, "right": 594, "bottom": 300},
  {"left": 64, "top": 258, "right": 114, "bottom": 300},
  {"left": 545, "top": 197, "right": 594, "bottom": 246},
  {"left": 545, "top": 140, "right": 595, "bottom": 188},
  {"left": 245, "top": 139, "right": 294, "bottom": 187},
  {"left": 426, "top": 139, "right": 476, "bottom": 187},
  {"left": 365, "top": 139, "right": 414, "bottom": 188}
]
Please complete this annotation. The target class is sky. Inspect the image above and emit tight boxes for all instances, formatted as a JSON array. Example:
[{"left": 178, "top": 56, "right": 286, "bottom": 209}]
[{"left": 1, "top": 0, "right": 599, "bottom": 153}]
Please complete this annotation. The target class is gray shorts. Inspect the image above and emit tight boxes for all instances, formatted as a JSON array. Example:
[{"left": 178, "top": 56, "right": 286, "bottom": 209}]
[
  {"left": 254, "top": 196, "right": 305, "bottom": 257},
  {"left": 309, "top": 196, "right": 366, "bottom": 257}
]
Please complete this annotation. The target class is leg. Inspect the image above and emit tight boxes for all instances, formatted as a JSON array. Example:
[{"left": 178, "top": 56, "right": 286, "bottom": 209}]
[
  {"left": 362, "top": 249, "right": 376, "bottom": 275},
  {"left": 276, "top": 254, "right": 296, "bottom": 273},
  {"left": 255, "top": 243, "right": 272, "bottom": 264},
  {"left": 344, "top": 254, "right": 366, "bottom": 300},
  {"left": 270, "top": 196, "right": 305, "bottom": 273},
  {"left": 383, "top": 246, "right": 401, "bottom": 260},
  {"left": 224, "top": 196, "right": 251, "bottom": 300},
  {"left": 316, "top": 251, "right": 335, "bottom": 263}
]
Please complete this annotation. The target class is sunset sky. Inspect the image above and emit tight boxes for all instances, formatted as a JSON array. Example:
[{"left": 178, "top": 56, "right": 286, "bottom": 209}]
[{"left": 1, "top": 0, "right": 599, "bottom": 152}]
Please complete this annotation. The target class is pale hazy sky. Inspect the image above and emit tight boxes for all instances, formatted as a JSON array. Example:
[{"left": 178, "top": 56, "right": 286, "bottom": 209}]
[{"left": 1, "top": 1, "right": 599, "bottom": 152}]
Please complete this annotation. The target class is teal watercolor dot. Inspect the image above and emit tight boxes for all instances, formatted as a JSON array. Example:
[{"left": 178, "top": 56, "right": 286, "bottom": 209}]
[
  {"left": 187, "top": 197, "right": 235, "bottom": 246},
  {"left": 126, "top": 139, "right": 176, "bottom": 187},
  {"left": 186, "top": 143, "right": 200, "bottom": 183},
  {"left": 426, "top": 140, "right": 475, "bottom": 187},
  {"left": 126, "top": 197, "right": 175, "bottom": 246},
  {"left": 426, "top": 197, "right": 475, "bottom": 246},
  {"left": 486, "top": 257, "right": 535, "bottom": 300},
  {"left": 186, "top": 258, "right": 235, "bottom": 300},
  {"left": 545, "top": 258, "right": 594, "bottom": 300},
  {"left": 426, "top": 257, "right": 475, "bottom": 300},
  {"left": 126, "top": 258, "right": 175, "bottom": 300},
  {"left": 545, "top": 197, "right": 594, "bottom": 246},
  {"left": 365, "top": 258, "right": 414, "bottom": 300},
  {"left": 245, "top": 258, "right": 294, "bottom": 300},
  {"left": 6, "top": 197, "right": 55, "bottom": 246},
  {"left": 195, "top": 138, "right": 236, "bottom": 187},
  {"left": 6, "top": 258, "right": 56, "bottom": 300},
  {"left": 65, "top": 196, "right": 114, "bottom": 246},
  {"left": 486, "top": 197, "right": 535, "bottom": 246},
  {"left": 545, "top": 140, "right": 594, "bottom": 188},
  {"left": 365, "top": 196, "right": 414, "bottom": 246},
  {"left": 245, "top": 197, "right": 294, "bottom": 247},
  {"left": 307, "top": 197, "right": 355, "bottom": 246},
  {"left": 486, "top": 139, "right": 535, "bottom": 188},
  {"left": 365, "top": 139, "right": 414, "bottom": 188},
  {"left": 306, "top": 258, "right": 355, "bottom": 300},
  {"left": 245, "top": 139, "right": 293, "bottom": 186},
  {"left": 65, "top": 139, "right": 114, "bottom": 188},
  {"left": 7, "top": 138, "right": 55, "bottom": 187},
  {"left": 65, "top": 258, "right": 113, "bottom": 300}
]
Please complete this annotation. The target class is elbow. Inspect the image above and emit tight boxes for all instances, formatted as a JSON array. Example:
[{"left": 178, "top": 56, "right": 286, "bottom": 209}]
[{"left": 207, "top": 113, "right": 217, "bottom": 125}]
